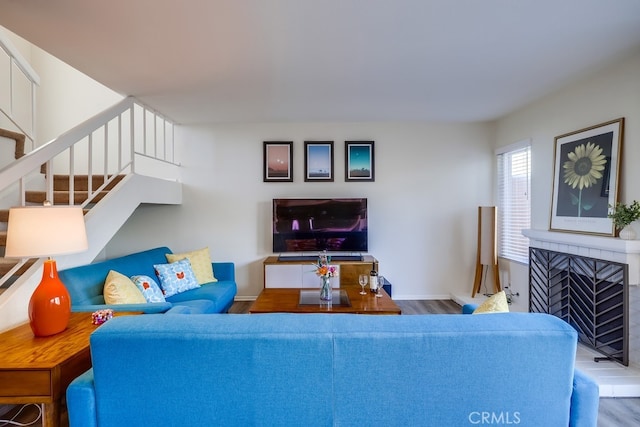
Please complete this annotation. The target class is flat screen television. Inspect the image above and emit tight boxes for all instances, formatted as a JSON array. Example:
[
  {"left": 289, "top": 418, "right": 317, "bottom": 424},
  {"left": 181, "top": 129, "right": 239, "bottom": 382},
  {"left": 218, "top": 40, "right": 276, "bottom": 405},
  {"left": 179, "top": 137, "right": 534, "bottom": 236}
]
[{"left": 272, "top": 198, "right": 368, "bottom": 255}]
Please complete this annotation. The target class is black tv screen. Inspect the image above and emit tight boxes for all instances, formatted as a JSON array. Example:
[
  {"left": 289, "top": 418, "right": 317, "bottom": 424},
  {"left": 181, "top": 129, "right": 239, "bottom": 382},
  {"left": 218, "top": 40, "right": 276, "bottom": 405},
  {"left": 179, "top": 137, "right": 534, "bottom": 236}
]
[{"left": 273, "top": 198, "right": 368, "bottom": 253}]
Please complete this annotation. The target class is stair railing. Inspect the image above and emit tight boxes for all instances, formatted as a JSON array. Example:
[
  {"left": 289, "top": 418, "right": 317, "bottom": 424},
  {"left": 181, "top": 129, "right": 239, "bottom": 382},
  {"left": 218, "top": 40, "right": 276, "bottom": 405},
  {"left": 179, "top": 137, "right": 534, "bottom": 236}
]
[
  {"left": 0, "top": 96, "right": 179, "bottom": 288},
  {"left": 0, "top": 27, "right": 39, "bottom": 150}
]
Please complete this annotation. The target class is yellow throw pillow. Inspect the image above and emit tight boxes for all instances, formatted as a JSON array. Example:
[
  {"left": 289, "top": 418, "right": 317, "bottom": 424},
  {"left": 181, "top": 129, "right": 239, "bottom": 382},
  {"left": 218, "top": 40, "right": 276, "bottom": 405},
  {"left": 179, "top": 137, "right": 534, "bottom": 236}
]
[
  {"left": 103, "top": 270, "right": 146, "bottom": 304},
  {"left": 473, "top": 291, "right": 509, "bottom": 314},
  {"left": 166, "top": 247, "right": 217, "bottom": 284}
]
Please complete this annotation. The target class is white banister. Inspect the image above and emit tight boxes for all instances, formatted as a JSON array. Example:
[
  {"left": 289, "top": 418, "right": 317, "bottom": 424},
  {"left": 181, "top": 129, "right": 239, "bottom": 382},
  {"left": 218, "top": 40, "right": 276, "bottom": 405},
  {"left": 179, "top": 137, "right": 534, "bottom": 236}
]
[
  {"left": 0, "top": 28, "right": 40, "bottom": 85},
  {"left": 0, "top": 27, "right": 39, "bottom": 148}
]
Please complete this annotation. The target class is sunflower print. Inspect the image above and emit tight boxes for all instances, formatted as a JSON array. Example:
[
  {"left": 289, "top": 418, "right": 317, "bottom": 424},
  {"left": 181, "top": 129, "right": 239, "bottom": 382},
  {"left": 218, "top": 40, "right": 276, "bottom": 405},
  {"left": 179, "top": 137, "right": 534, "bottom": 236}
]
[{"left": 563, "top": 141, "right": 607, "bottom": 190}]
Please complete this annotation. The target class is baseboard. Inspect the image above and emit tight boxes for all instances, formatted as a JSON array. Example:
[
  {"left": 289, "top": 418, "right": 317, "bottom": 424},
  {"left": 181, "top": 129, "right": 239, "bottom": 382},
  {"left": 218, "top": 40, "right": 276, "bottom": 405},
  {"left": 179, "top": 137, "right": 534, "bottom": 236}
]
[
  {"left": 450, "top": 293, "right": 489, "bottom": 307},
  {"left": 391, "top": 294, "right": 452, "bottom": 300}
]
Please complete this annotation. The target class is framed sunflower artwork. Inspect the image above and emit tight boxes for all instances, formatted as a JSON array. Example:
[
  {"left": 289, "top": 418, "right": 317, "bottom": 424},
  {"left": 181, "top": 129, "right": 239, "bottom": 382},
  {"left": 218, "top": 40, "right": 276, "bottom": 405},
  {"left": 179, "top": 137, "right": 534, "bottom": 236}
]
[{"left": 550, "top": 118, "right": 624, "bottom": 235}]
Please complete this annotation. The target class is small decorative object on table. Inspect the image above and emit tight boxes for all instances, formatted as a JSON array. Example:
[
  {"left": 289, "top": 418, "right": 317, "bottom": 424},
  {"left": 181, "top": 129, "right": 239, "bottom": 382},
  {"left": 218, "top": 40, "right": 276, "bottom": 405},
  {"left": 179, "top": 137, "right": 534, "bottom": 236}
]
[
  {"left": 608, "top": 200, "right": 640, "bottom": 240},
  {"left": 313, "top": 251, "right": 338, "bottom": 301},
  {"left": 92, "top": 309, "right": 114, "bottom": 325}
]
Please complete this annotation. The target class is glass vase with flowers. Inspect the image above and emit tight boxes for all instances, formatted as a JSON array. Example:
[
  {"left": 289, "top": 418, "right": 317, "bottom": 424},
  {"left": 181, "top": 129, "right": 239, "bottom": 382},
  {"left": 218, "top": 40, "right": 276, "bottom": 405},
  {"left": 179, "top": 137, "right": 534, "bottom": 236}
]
[{"left": 313, "top": 251, "right": 338, "bottom": 301}]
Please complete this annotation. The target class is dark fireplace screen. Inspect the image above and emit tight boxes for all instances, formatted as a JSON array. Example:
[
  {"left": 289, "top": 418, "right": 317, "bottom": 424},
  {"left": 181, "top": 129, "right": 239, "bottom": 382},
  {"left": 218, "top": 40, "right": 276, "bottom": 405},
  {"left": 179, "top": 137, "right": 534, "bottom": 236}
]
[{"left": 529, "top": 247, "right": 628, "bottom": 366}]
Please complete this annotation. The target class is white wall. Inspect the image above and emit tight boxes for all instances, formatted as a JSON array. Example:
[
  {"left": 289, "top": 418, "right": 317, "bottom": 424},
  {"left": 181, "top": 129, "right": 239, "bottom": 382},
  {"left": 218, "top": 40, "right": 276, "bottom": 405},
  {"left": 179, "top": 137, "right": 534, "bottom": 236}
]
[
  {"left": 494, "top": 49, "right": 640, "bottom": 310},
  {"left": 0, "top": 27, "right": 35, "bottom": 141},
  {"left": 105, "top": 121, "right": 494, "bottom": 299},
  {"left": 1, "top": 25, "right": 123, "bottom": 146},
  {"left": 31, "top": 45, "right": 123, "bottom": 146}
]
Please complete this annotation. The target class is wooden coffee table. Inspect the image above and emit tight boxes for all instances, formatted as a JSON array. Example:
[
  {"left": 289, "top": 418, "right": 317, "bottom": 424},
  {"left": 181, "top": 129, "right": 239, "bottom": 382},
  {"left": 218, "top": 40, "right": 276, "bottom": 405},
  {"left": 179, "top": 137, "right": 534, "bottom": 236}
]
[
  {"left": 249, "top": 285, "right": 401, "bottom": 315},
  {"left": 0, "top": 311, "right": 137, "bottom": 426}
]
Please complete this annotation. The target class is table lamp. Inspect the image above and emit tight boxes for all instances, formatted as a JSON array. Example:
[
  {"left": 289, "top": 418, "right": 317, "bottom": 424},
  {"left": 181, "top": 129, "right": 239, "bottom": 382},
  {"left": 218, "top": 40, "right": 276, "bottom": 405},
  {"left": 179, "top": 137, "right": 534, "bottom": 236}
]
[{"left": 5, "top": 205, "right": 88, "bottom": 337}]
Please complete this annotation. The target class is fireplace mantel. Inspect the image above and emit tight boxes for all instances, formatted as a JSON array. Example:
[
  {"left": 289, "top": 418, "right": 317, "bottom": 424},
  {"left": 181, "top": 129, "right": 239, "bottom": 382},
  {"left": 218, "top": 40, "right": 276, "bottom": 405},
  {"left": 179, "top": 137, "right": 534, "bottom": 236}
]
[{"left": 523, "top": 229, "right": 640, "bottom": 285}]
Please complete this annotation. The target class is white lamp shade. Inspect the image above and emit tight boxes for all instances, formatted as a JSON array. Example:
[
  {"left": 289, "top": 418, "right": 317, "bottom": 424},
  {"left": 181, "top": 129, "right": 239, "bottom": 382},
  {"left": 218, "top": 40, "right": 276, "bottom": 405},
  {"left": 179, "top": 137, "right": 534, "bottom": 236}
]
[{"left": 5, "top": 206, "right": 88, "bottom": 258}]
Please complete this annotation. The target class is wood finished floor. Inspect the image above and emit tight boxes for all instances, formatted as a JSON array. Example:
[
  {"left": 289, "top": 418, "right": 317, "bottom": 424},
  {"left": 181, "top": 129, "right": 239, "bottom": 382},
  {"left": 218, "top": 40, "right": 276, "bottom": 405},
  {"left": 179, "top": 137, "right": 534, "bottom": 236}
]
[{"left": 2, "top": 299, "right": 637, "bottom": 426}]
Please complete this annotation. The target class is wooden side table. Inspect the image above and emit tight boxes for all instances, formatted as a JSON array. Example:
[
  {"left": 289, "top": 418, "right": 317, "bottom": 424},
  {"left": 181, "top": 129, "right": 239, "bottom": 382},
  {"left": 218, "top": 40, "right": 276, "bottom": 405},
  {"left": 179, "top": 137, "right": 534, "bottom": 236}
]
[{"left": 0, "top": 312, "right": 131, "bottom": 426}]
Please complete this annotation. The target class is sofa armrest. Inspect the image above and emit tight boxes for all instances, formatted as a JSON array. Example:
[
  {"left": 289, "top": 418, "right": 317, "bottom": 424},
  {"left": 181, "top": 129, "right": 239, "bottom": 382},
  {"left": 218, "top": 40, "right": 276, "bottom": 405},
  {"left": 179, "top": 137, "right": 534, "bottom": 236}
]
[
  {"left": 67, "top": 369, "right": 97, "bottom": 427},
  {"left": 71, "top": 302, "right": 172, "bottom": 314},
  {"left": 212, "top": 262, "right": 235, "bottom": 281},
  {"left": 461, "top": 303, "right": 478, "bottom": 314},
  {"left": 569, "top": 368, "right": 599, "bottom": 427}
]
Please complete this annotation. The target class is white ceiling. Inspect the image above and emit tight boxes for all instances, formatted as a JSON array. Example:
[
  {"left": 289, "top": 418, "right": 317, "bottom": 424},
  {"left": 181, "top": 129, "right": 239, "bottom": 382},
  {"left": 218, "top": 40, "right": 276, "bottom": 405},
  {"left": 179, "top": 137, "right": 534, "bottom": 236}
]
[{"left": 1, "top": 0, "right": 640, "bottom": 124}]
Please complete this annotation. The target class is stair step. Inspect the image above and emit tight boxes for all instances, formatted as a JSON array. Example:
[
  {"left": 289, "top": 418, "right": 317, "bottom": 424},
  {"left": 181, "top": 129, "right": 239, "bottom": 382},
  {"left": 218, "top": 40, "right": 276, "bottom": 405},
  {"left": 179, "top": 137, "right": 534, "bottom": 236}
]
[
  {"left": 0, "top": 258, "right": 36, "bottom": 276},
  {"left": 0, "top": 127, "right": 26, "bottom": 159},
  {"left": 25, "top": 190, "right": 108, "bottom": 205},
  {"left": 53, "top": 174, "right": 124, "bottom": 191}
]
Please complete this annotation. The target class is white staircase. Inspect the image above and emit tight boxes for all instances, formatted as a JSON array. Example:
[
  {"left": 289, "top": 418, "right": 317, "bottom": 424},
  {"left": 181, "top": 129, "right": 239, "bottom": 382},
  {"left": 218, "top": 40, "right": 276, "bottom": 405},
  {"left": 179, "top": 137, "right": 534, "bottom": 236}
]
[{"left": 0, "top": 33, "right": 182, "bottom": 332}]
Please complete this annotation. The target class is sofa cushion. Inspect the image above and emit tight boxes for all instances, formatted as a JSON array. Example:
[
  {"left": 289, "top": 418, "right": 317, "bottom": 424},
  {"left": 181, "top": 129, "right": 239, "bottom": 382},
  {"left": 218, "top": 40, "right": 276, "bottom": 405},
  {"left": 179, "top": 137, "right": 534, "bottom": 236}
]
[
  {"left": 103, "top": 270, "right": 146, "bottom": 305},
  {"left": 165, "top": 247, "right": 217, "bottom": 284},
  {"left": 473, "top": 291, "right": 509, "bottom": 314},
  {"left": 154, "top": 259, "right": 200, "bottom": 298},
  {"left": 167, "top": 299, "right": 215, "bottom": 314},
  {"left": 166, "top": 281, "right": 236, "bottom": 313},
  {"left": 131, "top": 275, "right": 166, "bottom": 303}
]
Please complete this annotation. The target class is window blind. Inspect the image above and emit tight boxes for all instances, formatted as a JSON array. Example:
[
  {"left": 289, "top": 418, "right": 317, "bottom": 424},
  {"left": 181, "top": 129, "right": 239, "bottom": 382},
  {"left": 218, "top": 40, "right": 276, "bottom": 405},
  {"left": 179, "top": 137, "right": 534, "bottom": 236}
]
[{"left": 496, "top": 142, "right": 531, "bottom": 264}]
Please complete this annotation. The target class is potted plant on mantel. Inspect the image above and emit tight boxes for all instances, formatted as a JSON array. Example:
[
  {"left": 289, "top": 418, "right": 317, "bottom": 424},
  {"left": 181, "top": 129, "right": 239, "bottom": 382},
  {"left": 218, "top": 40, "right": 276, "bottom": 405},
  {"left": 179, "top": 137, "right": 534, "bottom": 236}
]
[{"left": 608, "top": 200, "right": 640, "bottom": 240}]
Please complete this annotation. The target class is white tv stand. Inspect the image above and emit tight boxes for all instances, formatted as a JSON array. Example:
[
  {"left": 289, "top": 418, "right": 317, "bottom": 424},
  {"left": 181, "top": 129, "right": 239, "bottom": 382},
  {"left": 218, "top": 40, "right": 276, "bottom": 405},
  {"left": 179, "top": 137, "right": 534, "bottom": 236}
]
[{"left": 263, "top": 255, "right": 378, "bottom": 288}]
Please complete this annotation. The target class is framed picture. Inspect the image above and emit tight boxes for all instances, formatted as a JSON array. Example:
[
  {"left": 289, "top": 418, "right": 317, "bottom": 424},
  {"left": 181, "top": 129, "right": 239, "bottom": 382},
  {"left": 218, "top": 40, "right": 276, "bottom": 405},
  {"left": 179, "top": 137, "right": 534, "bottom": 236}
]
[
  {"left": 263, "top": 141, "right": 293, "bottom": 182},
  {"left": 304, "top": 141, "right": 334, "bottom": 182},
  {"left": 550, "top": 118, "right": 624, "bottom": 235},
  {"left": 345, "top": 141, "right": 375, "bottom": 182}
]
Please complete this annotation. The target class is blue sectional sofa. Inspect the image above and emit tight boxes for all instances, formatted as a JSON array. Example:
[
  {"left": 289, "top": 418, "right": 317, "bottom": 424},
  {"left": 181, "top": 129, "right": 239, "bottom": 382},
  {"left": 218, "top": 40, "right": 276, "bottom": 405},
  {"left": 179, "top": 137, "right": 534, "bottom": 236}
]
[
  {"left": 66, "top": 312, "right": 599, "bottom": 426},
  {"left": 59, "top": 247, "right": 237, "bottom": 314}
]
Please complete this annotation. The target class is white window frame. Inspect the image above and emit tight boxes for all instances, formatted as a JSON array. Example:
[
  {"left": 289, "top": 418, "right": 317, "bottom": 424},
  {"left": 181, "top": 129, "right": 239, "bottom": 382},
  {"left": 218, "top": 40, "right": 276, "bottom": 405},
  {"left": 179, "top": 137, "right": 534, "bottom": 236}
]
[{"left": 496, "top": 139, "right": 531, "bottom": 264}]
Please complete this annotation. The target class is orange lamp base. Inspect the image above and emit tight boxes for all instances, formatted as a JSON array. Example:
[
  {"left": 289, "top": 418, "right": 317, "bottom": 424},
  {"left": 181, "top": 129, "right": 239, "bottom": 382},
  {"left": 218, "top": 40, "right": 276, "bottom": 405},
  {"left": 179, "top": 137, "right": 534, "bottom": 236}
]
[{"left": 28, "top": 259, "right": 71, "bottom": 337}]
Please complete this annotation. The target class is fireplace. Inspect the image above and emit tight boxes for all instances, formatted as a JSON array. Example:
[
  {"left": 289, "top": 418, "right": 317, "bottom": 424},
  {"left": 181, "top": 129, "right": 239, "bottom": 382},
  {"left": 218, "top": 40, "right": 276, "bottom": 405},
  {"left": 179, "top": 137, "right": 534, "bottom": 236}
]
[
  {"left": 529, "top": 247, "right": 628, "bottom": 365},
  {"left": 524, "top": 229, "right": 640, "bottom": 367}
]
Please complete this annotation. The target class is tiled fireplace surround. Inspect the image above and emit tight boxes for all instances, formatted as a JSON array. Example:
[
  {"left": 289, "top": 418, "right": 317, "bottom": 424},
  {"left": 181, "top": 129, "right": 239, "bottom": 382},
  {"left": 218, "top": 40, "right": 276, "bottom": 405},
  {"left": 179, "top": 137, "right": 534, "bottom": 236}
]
[{"left": 523, "top": 229, "right": 640, "bottom": 369}]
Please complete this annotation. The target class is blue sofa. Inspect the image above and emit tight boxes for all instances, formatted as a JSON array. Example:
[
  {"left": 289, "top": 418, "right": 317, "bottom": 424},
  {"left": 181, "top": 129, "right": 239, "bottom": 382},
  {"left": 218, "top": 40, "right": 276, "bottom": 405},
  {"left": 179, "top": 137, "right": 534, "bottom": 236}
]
[
  {"left": 66, "top": 313, "right": 599, "bottom": 426},
  {"left": 59, "top": 247, "right": 237, "bottom": 314}
]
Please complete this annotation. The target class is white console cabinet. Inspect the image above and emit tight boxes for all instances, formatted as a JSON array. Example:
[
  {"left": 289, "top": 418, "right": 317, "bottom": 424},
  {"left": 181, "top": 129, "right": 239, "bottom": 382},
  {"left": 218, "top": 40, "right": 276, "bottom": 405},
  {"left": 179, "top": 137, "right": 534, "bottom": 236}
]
[
  {"left": 264, "top": 263, "right": 341, "bottom": 288},
  {"left": 263, "top": 256, "right": 378, "bottom": 288}
]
